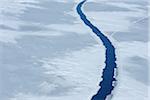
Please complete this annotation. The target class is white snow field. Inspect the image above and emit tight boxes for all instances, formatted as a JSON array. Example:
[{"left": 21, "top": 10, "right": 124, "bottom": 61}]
[{"left": 0, "top": 0, "right": 149, "bottom": 100}]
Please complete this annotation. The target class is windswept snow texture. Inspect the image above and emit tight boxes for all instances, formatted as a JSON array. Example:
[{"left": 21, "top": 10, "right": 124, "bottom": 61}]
[
  {"left": 76, "top": 0, "right": 117, "bottom": 100},
  {"left": 0, "top": 0, "right": 149, "bottom": 100}
]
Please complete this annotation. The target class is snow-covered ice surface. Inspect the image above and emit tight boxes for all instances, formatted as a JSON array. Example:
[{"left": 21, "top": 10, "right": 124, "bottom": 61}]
[{"left": 0, "top": 0, "right": 149, "bottom": 100}]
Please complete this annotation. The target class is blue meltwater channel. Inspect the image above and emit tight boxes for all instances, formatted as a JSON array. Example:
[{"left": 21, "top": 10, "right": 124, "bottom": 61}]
[{"left": 76, "top": 0, "right": 117, "bottom": 100}]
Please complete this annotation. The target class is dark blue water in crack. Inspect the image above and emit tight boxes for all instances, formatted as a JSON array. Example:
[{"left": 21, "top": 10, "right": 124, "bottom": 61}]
[{"left": 76, "top": 0, "right": 117, "bottom": 100}]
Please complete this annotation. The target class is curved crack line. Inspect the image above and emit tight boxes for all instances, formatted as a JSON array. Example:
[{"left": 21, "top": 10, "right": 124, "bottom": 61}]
[{"left": 76, "top": 1, "right": 117, "bottom": 100}]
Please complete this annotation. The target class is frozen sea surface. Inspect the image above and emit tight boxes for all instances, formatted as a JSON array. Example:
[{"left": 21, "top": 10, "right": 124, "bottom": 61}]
[{"left": 0, "top": 0, "right": 149, "bottom": 100}]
